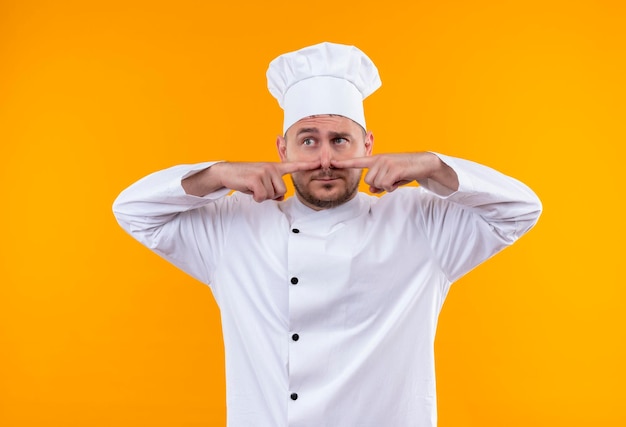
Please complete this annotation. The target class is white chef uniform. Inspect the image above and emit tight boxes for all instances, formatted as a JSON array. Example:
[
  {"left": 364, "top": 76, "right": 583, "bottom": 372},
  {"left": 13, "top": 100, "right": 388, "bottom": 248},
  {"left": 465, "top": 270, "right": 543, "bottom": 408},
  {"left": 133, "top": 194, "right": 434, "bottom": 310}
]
[
  {"left": 112, "top": 153, "right": 541, "bottom": 427},
  {"left": 112, "top": 42, "right": 542, "bottom": 426}
]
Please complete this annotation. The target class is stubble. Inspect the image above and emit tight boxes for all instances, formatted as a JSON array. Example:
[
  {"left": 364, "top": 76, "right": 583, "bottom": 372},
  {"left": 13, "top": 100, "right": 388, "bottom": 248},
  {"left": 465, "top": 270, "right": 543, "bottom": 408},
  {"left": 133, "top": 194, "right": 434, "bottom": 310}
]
[{"left": 291, "top": 170, "right": 362, "bottom": 210}]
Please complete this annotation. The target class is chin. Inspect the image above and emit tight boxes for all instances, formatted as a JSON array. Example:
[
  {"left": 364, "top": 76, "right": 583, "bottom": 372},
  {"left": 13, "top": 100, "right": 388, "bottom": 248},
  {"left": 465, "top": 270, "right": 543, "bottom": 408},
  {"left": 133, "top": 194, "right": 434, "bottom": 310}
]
[
  {"left": 311, "top": 186, "right": 344, "bottom": 201},
  {"left": 292, "top": 176, "right": 359, "bottom": 209}
]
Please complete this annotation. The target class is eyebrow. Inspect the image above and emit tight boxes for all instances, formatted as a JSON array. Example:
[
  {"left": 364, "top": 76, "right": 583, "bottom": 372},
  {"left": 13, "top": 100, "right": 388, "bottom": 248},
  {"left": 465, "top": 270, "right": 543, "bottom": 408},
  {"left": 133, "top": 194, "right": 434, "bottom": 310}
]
[
  {"left": 328, "top": 131, "right": 352, "bottom": 139},
  {"left": 296, "top": 127, "right": 320, "bottom": 136},
  {"left": 295, "top": 128, "right": 353, "bottom": 139}
]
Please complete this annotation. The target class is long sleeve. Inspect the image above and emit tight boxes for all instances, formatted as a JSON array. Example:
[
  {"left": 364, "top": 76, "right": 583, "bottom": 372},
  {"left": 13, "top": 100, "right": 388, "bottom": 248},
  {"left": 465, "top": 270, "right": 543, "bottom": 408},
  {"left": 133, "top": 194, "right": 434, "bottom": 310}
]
[
  {"left": 111, "top": 154, "right": 542, "bottom": 427},
  {"left": 416, "top": 153, "right": 542, "bottom": 283},
  {"left": 112, "top": 162, "right": 231, "bottom": 285}
]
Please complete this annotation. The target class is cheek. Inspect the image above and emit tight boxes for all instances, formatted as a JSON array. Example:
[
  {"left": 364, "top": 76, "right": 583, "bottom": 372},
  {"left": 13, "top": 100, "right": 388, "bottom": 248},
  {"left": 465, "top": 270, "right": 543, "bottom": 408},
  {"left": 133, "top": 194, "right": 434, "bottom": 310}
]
[
  {"left": 348, "top": 168, "right": 363, "bottom": 183},
  {"left": 285, "top": 147, "right": 316, "bottom": 161},
  {"left": 338, "top": 143, "right": 367, "bottom": 159},
  {"left": 291, "top": 170, "right": 310, "bottom": 183}
]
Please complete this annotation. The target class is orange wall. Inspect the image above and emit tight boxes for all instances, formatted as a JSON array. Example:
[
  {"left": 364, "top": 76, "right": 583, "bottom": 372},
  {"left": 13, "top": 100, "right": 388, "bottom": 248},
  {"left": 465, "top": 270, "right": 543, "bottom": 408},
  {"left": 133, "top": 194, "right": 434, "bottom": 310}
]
[{"left": 1, "top": 0, "right": 625, "bottom": 426}]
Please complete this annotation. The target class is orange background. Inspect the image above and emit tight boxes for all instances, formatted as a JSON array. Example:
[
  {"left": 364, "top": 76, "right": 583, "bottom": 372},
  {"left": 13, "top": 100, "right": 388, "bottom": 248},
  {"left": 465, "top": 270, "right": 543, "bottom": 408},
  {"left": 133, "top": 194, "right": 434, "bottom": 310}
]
[{"left": 1, "top": 0, "right": 625, "bottom": 426}]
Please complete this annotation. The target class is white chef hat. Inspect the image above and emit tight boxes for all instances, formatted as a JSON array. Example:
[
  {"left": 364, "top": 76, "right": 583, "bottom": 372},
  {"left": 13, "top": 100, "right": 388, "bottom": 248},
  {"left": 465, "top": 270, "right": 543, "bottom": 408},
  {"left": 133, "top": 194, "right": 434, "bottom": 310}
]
[{"left": 267, "top": 42, "right": 382, "bottom": 134}]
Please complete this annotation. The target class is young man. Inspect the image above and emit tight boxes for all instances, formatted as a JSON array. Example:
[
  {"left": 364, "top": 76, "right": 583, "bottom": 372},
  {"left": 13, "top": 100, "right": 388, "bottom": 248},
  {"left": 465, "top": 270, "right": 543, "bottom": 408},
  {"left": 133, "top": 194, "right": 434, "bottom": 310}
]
[{"left": 113, "top": 42, "right": 542, "bottom": 427}]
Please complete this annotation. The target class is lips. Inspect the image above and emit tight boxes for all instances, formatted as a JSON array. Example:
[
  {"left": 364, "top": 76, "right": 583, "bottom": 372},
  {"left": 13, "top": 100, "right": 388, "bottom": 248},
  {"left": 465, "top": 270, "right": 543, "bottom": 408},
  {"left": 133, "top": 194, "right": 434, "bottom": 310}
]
[{"left": 311, "top": 171, "right": 344, "bottom": 181}]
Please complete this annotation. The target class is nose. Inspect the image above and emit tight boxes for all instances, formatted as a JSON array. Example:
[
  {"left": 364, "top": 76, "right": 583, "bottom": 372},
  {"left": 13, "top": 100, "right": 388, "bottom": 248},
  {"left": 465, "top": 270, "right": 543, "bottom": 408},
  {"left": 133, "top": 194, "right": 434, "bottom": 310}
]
[{"left": 319, "top": 142, "right": 333, "bottom": 170}]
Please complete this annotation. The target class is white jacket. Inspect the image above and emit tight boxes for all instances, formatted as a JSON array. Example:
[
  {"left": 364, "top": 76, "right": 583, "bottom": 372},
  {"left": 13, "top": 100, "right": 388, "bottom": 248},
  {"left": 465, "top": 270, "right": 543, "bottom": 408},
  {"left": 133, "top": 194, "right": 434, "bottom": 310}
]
[{"left": 113, "top": 153, "right": 542, "bottom": 427}]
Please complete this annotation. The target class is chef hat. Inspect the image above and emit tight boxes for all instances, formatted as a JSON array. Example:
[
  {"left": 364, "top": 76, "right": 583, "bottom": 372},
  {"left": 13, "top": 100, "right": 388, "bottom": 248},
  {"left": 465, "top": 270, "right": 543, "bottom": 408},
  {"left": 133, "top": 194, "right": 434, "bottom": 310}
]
[{"left": 267, "top": 42, "right": 382, "bottom": 134}]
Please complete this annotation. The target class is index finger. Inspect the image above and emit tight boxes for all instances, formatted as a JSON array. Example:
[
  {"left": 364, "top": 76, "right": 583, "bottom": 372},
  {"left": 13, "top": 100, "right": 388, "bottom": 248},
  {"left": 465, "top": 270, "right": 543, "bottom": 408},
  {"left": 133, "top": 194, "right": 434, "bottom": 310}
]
[
  {"left": 276, "top": 160, "right": 321, "bottom": 175},
  {"left": 331, "top": 157, "right": 375, "bottom": 169}
]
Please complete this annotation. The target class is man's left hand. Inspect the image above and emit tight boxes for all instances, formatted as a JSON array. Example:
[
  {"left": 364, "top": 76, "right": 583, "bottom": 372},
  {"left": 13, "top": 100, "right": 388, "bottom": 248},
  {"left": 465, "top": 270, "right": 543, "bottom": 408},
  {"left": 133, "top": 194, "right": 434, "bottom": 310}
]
[{"left": 331, "top": 152, "right": 459, "bottom": 194}]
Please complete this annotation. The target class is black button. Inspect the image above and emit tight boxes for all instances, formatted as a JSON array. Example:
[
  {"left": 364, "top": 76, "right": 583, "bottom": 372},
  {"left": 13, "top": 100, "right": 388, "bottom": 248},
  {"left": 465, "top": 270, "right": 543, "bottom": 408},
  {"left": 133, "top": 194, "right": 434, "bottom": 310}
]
[
  {"left": 290, "top": 277, "right": 299, "bottom": 285},
  {"left": 290, "top": 393, "right": 298, "bottom": 400},
  {"left": 292, "top": 333, "right": 299, "bottom": 341},
  {"left": 292, "top": 228, "right": 300, "bottom": 233}
]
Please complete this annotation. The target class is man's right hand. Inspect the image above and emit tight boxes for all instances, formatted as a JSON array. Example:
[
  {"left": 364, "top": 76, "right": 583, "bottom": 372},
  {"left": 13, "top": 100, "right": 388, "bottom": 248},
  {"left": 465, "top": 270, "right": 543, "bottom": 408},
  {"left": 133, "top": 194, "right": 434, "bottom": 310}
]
[{"left": 182, "top": 160, "right": 321, "bottom": 201}]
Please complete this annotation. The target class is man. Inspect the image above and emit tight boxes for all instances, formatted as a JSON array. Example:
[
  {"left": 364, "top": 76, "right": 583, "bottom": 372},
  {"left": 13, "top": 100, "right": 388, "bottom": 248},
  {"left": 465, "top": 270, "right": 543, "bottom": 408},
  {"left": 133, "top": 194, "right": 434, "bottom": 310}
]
[{"left": 113, "top": 42, "right": 541, "bottom": 427}]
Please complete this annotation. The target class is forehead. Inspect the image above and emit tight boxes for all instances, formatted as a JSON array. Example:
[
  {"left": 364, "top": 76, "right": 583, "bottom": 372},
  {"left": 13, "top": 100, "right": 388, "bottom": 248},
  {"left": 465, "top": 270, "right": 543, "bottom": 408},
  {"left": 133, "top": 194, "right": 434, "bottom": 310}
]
[{"left": 286, "top": 115, "right": 363, "bottom": 138}]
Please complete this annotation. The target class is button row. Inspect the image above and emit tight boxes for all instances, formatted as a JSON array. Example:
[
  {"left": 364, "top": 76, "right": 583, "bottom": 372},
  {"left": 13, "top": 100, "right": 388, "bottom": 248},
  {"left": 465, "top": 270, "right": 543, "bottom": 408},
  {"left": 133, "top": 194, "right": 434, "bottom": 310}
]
[
  {"left": 289, "top": 227, "right": 303, "bottom": 404},
  {"left": 289, "top": 260, "right": 299, "bottom": 400}
]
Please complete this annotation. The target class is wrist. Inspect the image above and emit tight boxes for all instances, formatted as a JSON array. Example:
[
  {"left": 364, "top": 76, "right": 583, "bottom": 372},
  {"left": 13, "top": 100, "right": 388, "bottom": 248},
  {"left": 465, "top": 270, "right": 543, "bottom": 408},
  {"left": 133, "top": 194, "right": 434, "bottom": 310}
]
[{"left": 424, "top": 153, "right": 459, "bottom": 192}]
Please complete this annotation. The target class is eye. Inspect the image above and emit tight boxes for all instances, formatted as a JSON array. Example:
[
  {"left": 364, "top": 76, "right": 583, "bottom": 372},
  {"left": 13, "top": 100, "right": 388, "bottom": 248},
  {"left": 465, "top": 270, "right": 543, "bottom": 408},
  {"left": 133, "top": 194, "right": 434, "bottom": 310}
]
[
  {"left": 333, "top": 137, "right": 348, "bottom": 145},
  {"left": 302, "top": 138, "right": 315, "bottom": 146}
]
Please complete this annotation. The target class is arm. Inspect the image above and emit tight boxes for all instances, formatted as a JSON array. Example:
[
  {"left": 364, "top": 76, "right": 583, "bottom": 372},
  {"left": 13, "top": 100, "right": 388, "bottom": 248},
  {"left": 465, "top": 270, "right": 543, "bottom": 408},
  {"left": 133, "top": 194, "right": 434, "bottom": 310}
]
[
  {"left": 112, "top": 162, "right": 232, "bottom": 284},
  {"left": 113, "top": 160, "right": 321, "bottom": 283},
  {"left": 418, "top": 153, "right": 542, "bottom": 281},
  {"left": 333, "top": 152, "right": 542, "bottom": 282}
]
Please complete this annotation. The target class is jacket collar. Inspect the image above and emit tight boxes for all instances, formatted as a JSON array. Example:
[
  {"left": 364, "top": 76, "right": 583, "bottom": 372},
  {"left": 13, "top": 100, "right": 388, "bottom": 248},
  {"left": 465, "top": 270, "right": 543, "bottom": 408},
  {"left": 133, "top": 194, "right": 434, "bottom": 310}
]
[{"left": 281, "top": 192, "right": 370, "bottom": 235}]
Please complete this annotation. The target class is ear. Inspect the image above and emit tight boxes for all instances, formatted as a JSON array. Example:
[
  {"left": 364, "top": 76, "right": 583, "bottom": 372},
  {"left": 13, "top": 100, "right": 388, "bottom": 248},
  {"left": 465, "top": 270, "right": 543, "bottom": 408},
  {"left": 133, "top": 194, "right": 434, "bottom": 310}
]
[
  {"left": 276, "top": 135, "right": 287, "bottom": 161},
  {"left": 364, "top": 131, "right": 374, "bottom": 156}
]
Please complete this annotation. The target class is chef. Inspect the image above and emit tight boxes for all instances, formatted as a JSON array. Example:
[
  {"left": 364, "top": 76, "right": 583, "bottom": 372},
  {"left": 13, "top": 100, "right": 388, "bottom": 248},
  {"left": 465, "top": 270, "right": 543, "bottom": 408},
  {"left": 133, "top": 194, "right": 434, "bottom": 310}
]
[{"left": 113, "top": 42, "right": 542, "bottom": 427}]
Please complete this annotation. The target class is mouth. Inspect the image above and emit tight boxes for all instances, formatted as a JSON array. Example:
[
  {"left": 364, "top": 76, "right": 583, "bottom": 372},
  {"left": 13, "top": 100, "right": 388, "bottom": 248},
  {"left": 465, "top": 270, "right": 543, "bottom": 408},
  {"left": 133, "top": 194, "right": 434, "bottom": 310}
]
[
  {"left": 310, "top": 171, "right": 345, "bottom": 181},
  {"left": 313, "top": 176, "right": 340, "bottom": 181}
]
